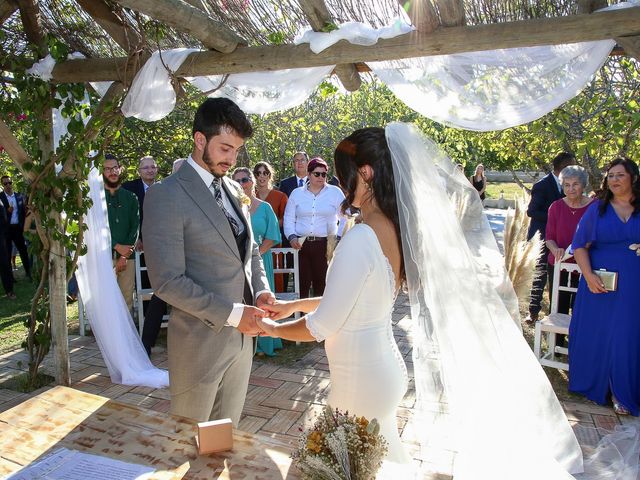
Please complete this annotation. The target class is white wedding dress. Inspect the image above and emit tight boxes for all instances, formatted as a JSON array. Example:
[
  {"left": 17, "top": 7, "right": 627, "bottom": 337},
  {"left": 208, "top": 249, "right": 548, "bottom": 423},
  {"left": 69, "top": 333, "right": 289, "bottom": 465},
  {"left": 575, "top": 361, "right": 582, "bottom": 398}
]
[{"left": 306, "top": 223, "right": 411, "bottom": 465}]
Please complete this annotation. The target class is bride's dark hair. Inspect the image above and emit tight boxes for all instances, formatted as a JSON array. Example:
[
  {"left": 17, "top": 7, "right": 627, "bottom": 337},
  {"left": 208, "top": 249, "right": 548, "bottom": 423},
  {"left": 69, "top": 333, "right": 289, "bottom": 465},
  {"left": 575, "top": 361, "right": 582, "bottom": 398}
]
[{"left": 334, "top": 127, "right": 404, "bottom": 281}]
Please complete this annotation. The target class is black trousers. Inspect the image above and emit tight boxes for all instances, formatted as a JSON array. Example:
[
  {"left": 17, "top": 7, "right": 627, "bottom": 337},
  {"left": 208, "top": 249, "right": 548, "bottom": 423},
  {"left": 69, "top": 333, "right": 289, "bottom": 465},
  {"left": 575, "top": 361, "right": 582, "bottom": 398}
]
[
  {"left": 141, "top": 294, "right": 167, "bottom": 354},
  {"left": 299, "top": 238, "right": 327, "bottom": 299},
  {"left": 0, "top": 231, "right": 13, "bottom": 294},
  {"left": 529, "top": 247, "right": 549, "bottom": 316},
  {"left": 6, "top": 224, "right": 30, "bottom": 278}
]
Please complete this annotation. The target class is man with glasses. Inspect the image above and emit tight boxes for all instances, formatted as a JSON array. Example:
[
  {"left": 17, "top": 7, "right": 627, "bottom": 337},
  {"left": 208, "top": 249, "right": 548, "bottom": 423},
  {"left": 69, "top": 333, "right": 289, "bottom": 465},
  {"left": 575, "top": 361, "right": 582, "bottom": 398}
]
[
  {"left": 0, "top": 175, "right": 31, "bottom": 281},
  {"left": 103, "top": 154, "right": 140, "bottom": 314},
  {"left": 283, "top": 157, "right": 345, "bottom": 298},
  {"left": 277, "top": 151, "right": 309, "bottom": 198},
  {"left": 123, "top": 155, "right": 167, "bottom": 356}
]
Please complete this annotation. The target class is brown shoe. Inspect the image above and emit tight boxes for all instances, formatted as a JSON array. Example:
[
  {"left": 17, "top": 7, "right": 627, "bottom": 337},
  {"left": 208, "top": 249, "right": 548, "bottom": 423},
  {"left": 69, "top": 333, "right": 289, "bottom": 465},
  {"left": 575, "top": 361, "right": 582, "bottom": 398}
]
[{"left": 6, "top": 292, "right": 16, "bottom": 299}]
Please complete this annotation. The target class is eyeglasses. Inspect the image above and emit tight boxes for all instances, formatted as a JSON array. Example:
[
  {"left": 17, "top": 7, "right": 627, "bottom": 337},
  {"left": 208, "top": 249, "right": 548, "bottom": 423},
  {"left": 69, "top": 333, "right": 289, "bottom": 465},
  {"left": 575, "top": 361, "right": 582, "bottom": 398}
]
[
  {"left": 2, "top": 181, "right": 12, "bottom": 186},
  {"left": 255, "top": 170, "right": 270, "bottom": 177},
  {"left": 103, "top": 166, "right": 120, "bottom": 173},
  {"left": 607, "top": 173, "right": 628, "bottom": 180},
  {"left": 311, "top": 171, "right": 327, "bottom": 178},
  {"left": 140, "top": 166, "right": 157, "bottom": 170},
  {"left": 235, "top": 177, "right": 251, "bottom": 184},
  {"left": 293, "top": 158, "right": 307, "bottom": 164}
]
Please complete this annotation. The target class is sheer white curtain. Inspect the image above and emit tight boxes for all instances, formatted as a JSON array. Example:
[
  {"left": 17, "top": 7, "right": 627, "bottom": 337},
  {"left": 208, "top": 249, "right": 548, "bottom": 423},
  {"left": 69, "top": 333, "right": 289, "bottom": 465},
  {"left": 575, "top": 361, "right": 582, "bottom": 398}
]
[{"left": 75, "top": 168, "right": 168, "bottom": 389}]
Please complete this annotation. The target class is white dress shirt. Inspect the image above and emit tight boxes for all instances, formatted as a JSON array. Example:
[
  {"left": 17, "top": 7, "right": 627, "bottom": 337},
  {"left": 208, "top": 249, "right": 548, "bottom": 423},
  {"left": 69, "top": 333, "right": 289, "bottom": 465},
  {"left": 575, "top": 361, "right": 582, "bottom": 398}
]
[
  {"left": 283, "top": 184, "right": 346, "bottom": 240},
  {"left": 186, "top": 156, "right": 268, "bottom": 327},
  {"left": 6, "top": 193, "right": 18, "bottom": 224}
]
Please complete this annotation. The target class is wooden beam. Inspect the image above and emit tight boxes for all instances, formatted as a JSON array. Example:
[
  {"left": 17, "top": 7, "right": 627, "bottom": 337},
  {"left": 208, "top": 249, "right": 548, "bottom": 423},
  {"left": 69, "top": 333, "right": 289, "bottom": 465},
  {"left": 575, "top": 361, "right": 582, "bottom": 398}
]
[
  {"left": 0, "top": 120, "right": 35, "bottom": 182},
  {"left": 111, "top": 0, "right": 245, "bottom": 53},
  {"left": 16, "top": 0, "right": 46, "bottom": 55},
  {"left": 299, "top": 0, "right": 361, "bottom": 92},
  {"left": 48, "top": 9, "right": 640, "bottom": 83},
  {"left": 400, "top": 0, "right": 439, "bottom": 33},
  {"left": 616, "top": 36, "right": 640, "bottom": 60},
  {"left": 0, "top": 0, "right": 18, "bottom": 24},
  {"left": 436, "top": 0, "right": 464, "bottom": 27},
  {"left": 76, "top": 0, "right": 142, "bottom": 53},
  {"left": 576, "top": 0, "right": 640, "bottom": 63}
]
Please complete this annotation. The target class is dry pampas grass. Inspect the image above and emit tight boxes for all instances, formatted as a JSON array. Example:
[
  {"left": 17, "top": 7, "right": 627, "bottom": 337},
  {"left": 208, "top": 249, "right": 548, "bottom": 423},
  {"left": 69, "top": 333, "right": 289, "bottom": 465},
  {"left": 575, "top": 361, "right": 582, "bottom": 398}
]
[{"left": 503, "top": 191, "right": 543, "bottom": 315}]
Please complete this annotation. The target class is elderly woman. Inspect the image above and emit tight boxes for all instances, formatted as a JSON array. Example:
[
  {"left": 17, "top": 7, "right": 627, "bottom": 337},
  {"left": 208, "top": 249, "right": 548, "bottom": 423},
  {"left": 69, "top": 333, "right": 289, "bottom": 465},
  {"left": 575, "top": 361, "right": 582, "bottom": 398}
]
[
  {"left": 283, "top": 157, "right": 345, "bottom": 298},
  {"left": 545, "top": 165, "right": 593, "bottom": 313},
  {"left": 232, "top": 167, "right": 282, "bottom": 356},
  {"left": 569, "top": 157, "right": 640, "bottom": 415}
]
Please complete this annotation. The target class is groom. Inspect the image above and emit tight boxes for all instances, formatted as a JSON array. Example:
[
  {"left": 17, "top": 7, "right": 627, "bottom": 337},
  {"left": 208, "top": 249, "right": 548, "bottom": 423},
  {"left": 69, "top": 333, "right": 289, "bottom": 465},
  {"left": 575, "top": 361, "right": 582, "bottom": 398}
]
[{"left": 143, "top": 98, "right": 273, "bottom": 424}]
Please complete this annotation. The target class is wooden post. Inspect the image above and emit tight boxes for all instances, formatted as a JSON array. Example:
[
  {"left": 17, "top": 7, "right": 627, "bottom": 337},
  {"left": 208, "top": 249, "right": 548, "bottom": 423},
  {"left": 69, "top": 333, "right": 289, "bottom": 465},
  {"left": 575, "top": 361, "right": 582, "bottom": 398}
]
[{"left": 48, "top": 210, "right": 70, "bottom": 386}]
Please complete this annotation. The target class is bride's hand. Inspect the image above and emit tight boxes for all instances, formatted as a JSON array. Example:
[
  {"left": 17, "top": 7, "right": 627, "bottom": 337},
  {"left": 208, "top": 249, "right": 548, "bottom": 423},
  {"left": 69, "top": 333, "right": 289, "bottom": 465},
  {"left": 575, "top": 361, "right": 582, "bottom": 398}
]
[
  {"left": 261, "top": 300, "right": 296, "bottom": 321},
  {"left": 257, "top": 317, "right": 279, "bottom": 336}
]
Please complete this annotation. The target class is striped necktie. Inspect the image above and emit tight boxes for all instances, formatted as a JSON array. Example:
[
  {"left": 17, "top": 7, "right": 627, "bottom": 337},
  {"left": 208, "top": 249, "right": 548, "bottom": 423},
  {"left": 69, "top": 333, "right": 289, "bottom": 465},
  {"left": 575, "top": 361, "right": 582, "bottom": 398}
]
[{"left": 212, "top": 178, "right": 240, "bottom": 237}]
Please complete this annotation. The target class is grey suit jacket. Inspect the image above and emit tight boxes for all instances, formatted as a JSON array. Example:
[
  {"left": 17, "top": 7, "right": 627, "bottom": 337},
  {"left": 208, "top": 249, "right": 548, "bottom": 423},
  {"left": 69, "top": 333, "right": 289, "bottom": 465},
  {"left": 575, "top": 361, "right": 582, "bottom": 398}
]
[{"left": 142, "top": 162, "right": 269, "bottom": 395}]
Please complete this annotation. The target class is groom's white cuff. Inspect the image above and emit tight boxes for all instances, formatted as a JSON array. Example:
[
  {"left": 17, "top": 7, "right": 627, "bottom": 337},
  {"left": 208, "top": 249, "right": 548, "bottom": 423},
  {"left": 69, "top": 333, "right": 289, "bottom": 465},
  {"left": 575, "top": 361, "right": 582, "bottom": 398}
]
[{"left": 227, "top": 290, "right": 272, "bottom": 327}]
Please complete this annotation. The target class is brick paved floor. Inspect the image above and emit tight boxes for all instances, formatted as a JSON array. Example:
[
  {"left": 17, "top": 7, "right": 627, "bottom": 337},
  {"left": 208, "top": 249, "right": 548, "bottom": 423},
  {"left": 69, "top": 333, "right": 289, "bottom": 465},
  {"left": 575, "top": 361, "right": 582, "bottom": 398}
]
[{"left": 0, "top": 292, "right": 625, "bottom": 478}]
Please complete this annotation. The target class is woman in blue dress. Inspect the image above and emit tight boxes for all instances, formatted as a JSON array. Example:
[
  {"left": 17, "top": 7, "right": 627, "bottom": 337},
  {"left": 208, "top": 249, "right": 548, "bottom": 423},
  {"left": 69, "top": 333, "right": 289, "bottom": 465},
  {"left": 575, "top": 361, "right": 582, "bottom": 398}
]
[
  {"left": 232, "top": 167, "right": 283, "bottom": 356},
  {"left": 569, "top": 157, "right": 640, "bottom": 415}
]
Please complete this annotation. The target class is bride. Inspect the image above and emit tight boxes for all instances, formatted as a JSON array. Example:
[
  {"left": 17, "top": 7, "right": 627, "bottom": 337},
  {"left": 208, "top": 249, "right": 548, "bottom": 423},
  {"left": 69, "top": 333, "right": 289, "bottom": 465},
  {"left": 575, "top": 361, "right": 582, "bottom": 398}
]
[{"left": 259, "top": 123, "right": 630, "bottom": 479}]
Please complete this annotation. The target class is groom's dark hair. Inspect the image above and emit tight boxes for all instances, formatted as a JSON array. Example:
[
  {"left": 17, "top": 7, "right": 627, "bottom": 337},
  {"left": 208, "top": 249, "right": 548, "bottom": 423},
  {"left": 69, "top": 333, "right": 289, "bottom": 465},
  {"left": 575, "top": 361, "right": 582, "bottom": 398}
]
[
  {"left": 334, "top": 127, "right": 405, "bottom": 282},
  {"left": 192, "top": 98, "right": 253, "bottom": 141}
]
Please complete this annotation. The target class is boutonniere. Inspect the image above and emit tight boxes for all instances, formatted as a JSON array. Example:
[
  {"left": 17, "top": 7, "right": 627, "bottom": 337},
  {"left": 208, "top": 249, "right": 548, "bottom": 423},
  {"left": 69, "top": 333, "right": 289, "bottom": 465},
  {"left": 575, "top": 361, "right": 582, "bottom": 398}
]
[
  {"left": 238, "top": 193, "right": 251, "bottom": 207},
  {"left": 630, "top": 244, "right": 640, "bottom": 256}
]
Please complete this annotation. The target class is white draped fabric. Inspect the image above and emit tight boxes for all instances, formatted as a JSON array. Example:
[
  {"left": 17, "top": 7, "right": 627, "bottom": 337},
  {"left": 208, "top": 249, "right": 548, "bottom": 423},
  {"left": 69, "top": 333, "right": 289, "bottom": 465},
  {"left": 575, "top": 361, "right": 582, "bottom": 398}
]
[
  {"left": 75, "top": 168, "right": 169, "bottom": 389},
  {"left": 188, "top": 65, "right": 336, "bottom": 115},
  {"left": 370, "top": 40, "right": 615, "bottom": 131},
  {"left": 387, "top": 123, "right": 582, "bottom": 479}
]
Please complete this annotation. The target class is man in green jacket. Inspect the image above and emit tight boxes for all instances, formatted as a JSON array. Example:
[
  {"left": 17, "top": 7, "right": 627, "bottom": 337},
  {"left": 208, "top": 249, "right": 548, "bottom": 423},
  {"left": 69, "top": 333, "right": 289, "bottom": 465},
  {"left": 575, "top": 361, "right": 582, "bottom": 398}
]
[{"left": 103, "top": 153, "right": 139, "bottom": 314}]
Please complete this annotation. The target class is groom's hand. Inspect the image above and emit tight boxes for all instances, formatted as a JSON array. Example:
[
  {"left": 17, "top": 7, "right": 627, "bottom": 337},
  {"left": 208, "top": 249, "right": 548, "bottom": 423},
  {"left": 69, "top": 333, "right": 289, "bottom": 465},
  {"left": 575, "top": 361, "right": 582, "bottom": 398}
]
[{"left": 237, "top": 306, "right": 266, "bottom": 336}]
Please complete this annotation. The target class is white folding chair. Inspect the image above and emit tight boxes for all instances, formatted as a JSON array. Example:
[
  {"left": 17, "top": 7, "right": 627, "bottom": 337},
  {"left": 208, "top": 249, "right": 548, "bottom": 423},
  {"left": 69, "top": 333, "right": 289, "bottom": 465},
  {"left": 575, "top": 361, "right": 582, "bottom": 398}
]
[
  {"left": 533, "top": 257, "right": 582, "bottom": 370},
  {"left": 271, "top": 247, "right": 300, "bottom": 308},
  {"left": 134, "top": 251, "right": 169, "bottom": 336}
]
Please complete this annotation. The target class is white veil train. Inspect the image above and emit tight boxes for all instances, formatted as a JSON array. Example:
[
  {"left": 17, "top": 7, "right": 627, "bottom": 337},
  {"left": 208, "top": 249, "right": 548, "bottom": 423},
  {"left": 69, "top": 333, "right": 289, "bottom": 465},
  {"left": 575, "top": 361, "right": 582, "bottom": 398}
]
[
  {"left": 75, "top": 167, "right": 169, "bottom": 389},
  {"left": 386, "top": 123, "right": 582, "bottom": 479}
]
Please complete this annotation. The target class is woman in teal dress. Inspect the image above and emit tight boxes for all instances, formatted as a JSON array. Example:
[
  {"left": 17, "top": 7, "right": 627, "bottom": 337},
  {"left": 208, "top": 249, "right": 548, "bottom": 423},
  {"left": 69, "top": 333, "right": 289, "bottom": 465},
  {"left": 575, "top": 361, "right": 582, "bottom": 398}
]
[{"left": 232, "top": 167, "right": 283, "bottom": 356}]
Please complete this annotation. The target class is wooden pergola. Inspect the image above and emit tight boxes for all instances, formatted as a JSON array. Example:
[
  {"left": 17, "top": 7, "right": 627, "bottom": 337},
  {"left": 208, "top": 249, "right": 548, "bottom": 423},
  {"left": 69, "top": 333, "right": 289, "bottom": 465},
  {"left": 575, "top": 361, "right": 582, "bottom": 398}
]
[{"left": 1, "top": 0, "right": 640, "bottom": 385}]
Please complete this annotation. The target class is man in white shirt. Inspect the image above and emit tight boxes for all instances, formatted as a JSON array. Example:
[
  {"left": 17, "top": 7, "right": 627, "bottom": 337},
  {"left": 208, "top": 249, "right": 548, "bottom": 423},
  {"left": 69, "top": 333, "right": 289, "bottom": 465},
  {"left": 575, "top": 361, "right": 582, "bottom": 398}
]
[{"left": 283, "top": 157, "right": 345, "bottom": 298}]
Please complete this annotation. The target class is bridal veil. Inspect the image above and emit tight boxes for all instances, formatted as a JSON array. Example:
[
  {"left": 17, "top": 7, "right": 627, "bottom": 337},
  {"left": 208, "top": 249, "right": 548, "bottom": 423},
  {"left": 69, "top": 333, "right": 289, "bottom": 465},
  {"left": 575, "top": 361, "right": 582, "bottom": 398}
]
[{"left": 386, "top": 122, "right": 582, "bottom": 479}]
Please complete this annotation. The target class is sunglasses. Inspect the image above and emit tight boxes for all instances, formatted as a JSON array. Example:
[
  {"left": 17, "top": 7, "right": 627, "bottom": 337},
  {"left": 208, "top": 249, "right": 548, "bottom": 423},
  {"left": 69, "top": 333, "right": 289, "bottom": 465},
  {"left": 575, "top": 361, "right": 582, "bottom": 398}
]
[
  {"left": 2, "top": 181, "right": 12, "bottom": 186},
  {"left": 255, "top": 170, "right": 270, "bottom": 177},
  {"left": 311, "top": 171, "right": 327, "bottom": 178},
  {"left": 235, "top": 177, "right": 251, "bottom": 184}
]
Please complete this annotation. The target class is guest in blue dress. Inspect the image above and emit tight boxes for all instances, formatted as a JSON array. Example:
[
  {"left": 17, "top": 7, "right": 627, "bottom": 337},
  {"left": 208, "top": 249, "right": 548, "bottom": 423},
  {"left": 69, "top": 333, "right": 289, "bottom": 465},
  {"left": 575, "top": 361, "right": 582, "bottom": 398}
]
[
  {"left": 569, "top": 157, "right": 640, "bottom": 416},
  {"left": 232, "top": 167, "right": 283, "bottom": 356}
]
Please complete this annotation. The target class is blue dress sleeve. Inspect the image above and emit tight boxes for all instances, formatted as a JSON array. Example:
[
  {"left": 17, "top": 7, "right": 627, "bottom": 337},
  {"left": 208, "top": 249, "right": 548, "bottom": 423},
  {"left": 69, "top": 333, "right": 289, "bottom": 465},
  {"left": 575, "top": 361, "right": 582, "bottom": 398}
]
[
  {"left": 262, "top": 202, "right": 281, "bottom": 245},
  {"left": 572, "top": 200, "right": 600, "bottom": 250}
]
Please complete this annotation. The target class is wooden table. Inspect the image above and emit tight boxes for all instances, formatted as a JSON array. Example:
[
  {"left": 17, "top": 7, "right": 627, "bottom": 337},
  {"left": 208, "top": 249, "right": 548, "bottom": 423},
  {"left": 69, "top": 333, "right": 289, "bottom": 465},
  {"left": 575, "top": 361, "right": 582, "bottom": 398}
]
[{"left": 0, "top": 386, "right": 298, "bottom": 479}]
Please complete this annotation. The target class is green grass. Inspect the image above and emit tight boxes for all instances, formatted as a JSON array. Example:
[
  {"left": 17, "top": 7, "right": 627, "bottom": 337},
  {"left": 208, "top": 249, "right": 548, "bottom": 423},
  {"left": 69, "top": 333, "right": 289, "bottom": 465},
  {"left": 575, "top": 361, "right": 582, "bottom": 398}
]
[
  {"left": 485, "top": 182, "right": 532, "bottom": 200},
  {"left": 0, "top": 371, "right": 55, "bottom": 392},
  {"left": 256, "top": 340, "right": 317, "bottom": 366},
  {"left": 0, "top": 266, "right": 80, "bottom": 355}
]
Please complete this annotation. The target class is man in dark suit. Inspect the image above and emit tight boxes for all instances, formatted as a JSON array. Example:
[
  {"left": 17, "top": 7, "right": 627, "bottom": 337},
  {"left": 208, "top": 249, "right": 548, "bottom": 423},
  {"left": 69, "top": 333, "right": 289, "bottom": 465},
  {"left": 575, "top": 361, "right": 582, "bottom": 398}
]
[
  {"left": 278, "top": 151, "right": 309, "bottom": 198},
  {"left": 0, "top": 202, "right": 15, "bottom": 298},
  {"left": 525, "top": 152, "right": 576, "bottom": 323},
  {"left": 0, "top": 175, "right": 31, "bottom": 281},
  {"left": 122, "top": 156, "right": 167, "bottom": 356}
]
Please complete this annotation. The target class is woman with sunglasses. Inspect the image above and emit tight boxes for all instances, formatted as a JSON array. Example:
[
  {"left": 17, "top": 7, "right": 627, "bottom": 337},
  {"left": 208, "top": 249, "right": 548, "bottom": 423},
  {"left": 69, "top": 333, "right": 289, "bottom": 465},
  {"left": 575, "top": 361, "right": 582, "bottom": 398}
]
[
  {"left": 253, "top": 162, "right": 288, "bottom": 292},
  {"left": 283, "top": 157, "right": 345, "bottom": 298},
  {"left": 232, "top": 167, "right": 283, "bottom": 356}
]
